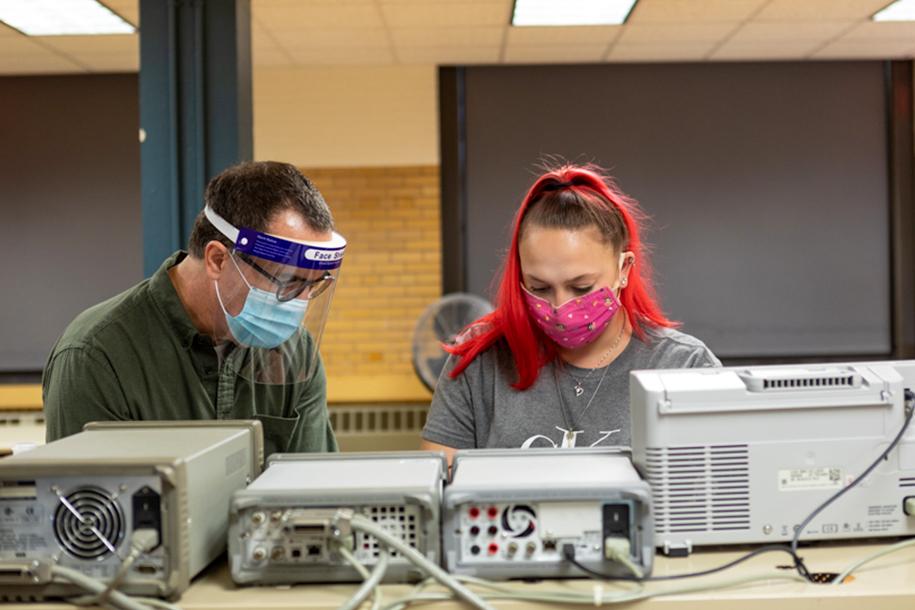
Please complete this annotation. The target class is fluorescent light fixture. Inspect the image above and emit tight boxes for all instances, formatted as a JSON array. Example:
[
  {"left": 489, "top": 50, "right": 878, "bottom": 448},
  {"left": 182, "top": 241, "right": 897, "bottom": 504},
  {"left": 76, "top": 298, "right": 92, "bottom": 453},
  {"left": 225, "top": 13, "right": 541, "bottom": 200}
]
[
  {"left": 512, "top": 0, "right": 638, "bottom": 27},
  {"left": 0, "top": 0, "right": 135, "bottom": 35},
  {"left": 873, "top": 0, "right": 915, "bottom": 21}
]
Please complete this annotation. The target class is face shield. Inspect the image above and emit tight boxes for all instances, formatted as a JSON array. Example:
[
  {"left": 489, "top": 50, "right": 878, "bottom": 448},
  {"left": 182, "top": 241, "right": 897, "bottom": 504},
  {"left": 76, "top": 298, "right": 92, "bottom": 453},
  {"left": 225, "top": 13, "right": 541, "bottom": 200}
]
[{"left": 205, "top": 206, "right": 346, "bottom": 385}]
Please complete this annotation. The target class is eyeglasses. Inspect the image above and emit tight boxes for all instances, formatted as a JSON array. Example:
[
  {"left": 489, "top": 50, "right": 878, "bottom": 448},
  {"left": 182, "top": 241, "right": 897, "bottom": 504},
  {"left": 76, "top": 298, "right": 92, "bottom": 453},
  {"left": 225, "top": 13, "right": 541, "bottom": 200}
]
[{"left": 235, "top": 251, "right": 335, "bottom": 302}]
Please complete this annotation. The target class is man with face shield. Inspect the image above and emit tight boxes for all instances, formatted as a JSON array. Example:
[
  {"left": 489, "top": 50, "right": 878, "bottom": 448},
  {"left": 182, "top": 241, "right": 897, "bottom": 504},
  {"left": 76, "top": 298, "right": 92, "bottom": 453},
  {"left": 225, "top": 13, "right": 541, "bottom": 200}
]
[{"left": 43, "top": 161, "right": 345, "bottom": 456}]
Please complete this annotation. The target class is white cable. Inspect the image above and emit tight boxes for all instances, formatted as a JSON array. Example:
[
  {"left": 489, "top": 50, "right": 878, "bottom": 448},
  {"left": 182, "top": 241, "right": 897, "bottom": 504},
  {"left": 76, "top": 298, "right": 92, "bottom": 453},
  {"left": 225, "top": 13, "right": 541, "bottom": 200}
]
[
  {"left": 346, "top": 514, "right": 496, "bottom": 610},
  {"left": 130, "top": 599, "right": 183, "bottom": 610},
  {"left": 68, "top": 529, "right": 160, "bottom": 609},
  {"left": 50, "top": 565, "right": 154, "bottom": 610},
  {"left": 832, "top": 537, "right": 915, "bottom": 585},
  {"left": 602, "top": 538, "right": 644, "bottom": 579},
  {"left": 336, "top": 542, "right": 388, "bottom": 610},
  {"left": 379, "top": 572, "right": 805, "bottom": 609}
]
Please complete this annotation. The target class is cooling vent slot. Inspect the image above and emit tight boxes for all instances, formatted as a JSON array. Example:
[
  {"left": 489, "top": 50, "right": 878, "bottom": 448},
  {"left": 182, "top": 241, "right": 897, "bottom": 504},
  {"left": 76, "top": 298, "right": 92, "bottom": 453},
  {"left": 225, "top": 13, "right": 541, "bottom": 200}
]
[
  {"left": 900, "top": 477, "right": 915, "bottom": 488},
  {"left": 357, "top": 505, "right": 419, "bottom": 559},
  {"left": 739, "top": 368, "right": 862, "bottom": 392},
  {"left": 53, "top": 486, "right": 125, "bottom": 560},
  {"left": 644, "top": 445, "right": 750, "bottom": 534},
  {"left": 760, "top": 375, "right": 856, "bottom": 390}
]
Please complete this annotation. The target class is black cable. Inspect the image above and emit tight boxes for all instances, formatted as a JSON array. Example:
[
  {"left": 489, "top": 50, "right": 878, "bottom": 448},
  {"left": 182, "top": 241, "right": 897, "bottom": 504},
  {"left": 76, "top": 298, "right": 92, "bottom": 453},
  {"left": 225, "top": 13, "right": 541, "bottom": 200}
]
[
  {"left": 564, "top": 388, "right": 915, "bottom": 585},
  {"left": 789, "top": 388, "right": 915, "bottom": 561},
  {"left": 562, "top": 543, "right": 806, "bottom": 582}
]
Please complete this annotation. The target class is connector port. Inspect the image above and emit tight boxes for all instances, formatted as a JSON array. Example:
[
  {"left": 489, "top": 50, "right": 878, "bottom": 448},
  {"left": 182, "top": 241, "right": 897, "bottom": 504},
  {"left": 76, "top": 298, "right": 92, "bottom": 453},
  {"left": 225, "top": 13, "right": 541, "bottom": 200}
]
[{"left": 132, "top": 487, "right": 162, "bottom": 550}]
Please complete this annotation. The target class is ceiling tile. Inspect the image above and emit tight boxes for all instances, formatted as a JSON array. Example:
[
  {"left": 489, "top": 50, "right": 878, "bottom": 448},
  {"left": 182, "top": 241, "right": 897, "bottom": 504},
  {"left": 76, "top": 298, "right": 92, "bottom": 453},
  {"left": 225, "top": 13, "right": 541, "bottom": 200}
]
[
  {"left": 728, "top": 21, "right": 855, "bottom": 44},
  {"left": 255, "top": 4, "right": 384, "bottom": 30},
  {"left": 378, "top": 0, "right": 506, "bottom": 3},
  {"left": 629, "top": 0, "right": 769, "bottom": 23},
  {"left": 503, "top": 43, "right": 608, "bottom": 63},
  {"left": 506, "top": 25, "right": 620, "bottom": 45},
  {"left": 0, "top": 22, "right": 21, "bottom": 37},
  {"left": 101, "top": 0, "right": 139, "bottom": 27},
  {"left": 286, "top": 45, "right": 395, "bottom": 65},
  {"left": 270, "top": 27, "right": 390, "bottom": 49},
  {"left": 81, "top": 53, "right": 139, "bottom": 72},
  {"left": 37, "top": 34, "right": 137, "bottom": 56},
  {"left": 395, "top": 45, "right": 499, "bottom": 64},
  {"left": 710, "top": 39, "right": 822, "bottom": 60},
  {"left": 255, "top": 0, "right": 375, "bottom": 5},
  {"left": 390, "top": 26, "right": 502, "bottom": 46},
  {"left": 381, "top": 2, "right": 508, "bottom": 27},
  {"left": 0, "top": 53, "right": 83, "bottom": 74},
  {"left": 812, "top": 38, "right": 915, "bottom": 59},
  {"left": 607, "top": 41, "right": 713, "bottom": 61},
  {"left": 252, "top": 46, "right": 293, "bottom": 66},
  {"left": 618, "top": 22, "right": 740, "bottom": 44},
  {"left": 756, "top": 0, "right": 892, "bottom": 21},
  {"left": 842, "top": 21, "right": 915, "bottom": 40},
  {"left": 0, "top": 36, "right": 50, "bottom": 54}
]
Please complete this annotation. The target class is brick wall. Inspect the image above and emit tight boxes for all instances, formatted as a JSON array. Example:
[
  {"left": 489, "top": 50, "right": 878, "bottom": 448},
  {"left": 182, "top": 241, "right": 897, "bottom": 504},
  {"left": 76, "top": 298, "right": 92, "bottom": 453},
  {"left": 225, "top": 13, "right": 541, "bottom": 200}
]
[{"left": 303, "top": 166, "right": 441, "bottom": 403}]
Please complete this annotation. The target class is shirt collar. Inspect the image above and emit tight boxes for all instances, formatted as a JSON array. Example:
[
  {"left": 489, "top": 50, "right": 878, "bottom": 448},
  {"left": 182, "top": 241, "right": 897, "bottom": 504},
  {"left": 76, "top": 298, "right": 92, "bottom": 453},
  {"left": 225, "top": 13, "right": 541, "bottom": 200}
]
[{"left": 149, "top": 251, "right": 208, "bottom": 349}]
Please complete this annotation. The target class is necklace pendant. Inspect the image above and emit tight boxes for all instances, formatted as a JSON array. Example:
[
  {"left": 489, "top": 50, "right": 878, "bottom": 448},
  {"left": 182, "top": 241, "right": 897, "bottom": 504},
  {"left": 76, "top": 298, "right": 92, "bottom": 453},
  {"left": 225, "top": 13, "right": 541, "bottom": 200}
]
[{"left": 574, "top": 383, "right": 584, "bottom": 397}]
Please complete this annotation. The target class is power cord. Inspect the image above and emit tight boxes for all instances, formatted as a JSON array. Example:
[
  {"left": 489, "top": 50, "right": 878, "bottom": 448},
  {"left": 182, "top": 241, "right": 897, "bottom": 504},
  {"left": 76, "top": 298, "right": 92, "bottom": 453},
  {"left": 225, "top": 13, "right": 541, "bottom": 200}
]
[
  {"left": 378, "top": 571, "right": 808, "bottom": 609},
  {"left": 792, "top": 387, "right": 915, "bottom": 583},
  {"left": 562, "top": 540, "right": 804, "bottom": 582},
  {"left": 333, "top": 510, "right": 497, "bottom": 610},
  {"left": 832, "top": 536, "right": 915, "bottom": 585},
  {"left": 335, "top": 538, "right": 388, "bottom": 610},
  {"left": 563, "top": 388, "right": 915, "bottom": 586},
  {"left": 563, "top": 388, "right": 915, "bottom": 584},
  {"left": 50, "top": 564, "right": 180, "bottom": 610},
  {"left": 49, "top": 528, "right": 179, "bottom": 610}
]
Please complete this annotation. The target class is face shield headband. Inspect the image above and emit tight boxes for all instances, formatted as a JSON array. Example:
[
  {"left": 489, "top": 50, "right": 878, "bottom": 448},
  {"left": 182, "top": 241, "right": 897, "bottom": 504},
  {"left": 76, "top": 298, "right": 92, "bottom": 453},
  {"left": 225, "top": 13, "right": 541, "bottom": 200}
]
[{"left": 204, "top": 206, "right": 347, "bottom": 302}]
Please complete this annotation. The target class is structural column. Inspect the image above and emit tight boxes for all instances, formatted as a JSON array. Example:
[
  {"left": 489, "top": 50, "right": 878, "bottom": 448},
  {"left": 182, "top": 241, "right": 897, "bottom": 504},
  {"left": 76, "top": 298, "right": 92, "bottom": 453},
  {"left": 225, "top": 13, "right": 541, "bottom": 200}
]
[{"left": 139, "top": 0, "right": 252, "bottom": 276}]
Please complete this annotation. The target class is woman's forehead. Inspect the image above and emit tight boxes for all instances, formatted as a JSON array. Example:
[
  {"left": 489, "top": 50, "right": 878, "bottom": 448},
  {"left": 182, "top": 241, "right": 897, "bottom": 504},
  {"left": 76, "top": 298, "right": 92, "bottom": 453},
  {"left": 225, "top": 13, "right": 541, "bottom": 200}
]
[{"left": 520, "top": 226, "right": 615, "bottom": 262}]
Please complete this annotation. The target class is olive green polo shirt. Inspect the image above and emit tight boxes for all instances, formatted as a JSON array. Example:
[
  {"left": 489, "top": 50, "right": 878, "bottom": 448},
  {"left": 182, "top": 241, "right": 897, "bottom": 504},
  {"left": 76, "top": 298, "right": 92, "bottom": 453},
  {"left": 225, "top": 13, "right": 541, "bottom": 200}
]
[{"left": 42, "top": 251, "right": 338, "bottom": 457}]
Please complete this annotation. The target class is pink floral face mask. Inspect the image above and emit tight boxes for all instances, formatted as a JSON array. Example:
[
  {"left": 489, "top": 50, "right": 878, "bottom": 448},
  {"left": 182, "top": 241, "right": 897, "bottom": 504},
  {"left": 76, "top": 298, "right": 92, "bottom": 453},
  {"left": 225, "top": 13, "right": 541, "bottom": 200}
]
[{"left": 522, "top": 285, "right": 621, "bottom": 348}]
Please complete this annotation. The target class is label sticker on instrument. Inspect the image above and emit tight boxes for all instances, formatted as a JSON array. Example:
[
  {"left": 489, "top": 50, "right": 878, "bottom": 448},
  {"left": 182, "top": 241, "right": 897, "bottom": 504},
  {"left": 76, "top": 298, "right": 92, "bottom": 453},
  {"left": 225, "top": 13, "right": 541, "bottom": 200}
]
[{"left": 778, "top": 467, "right": 843, "bottom": 491}]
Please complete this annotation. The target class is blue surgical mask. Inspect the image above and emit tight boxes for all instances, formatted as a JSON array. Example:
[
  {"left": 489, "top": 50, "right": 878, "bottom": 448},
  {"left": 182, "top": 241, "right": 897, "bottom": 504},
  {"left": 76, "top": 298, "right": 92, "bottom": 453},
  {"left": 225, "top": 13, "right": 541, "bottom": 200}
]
[{"left": 215, "top": 256, "right": 308, "bottom": 349}]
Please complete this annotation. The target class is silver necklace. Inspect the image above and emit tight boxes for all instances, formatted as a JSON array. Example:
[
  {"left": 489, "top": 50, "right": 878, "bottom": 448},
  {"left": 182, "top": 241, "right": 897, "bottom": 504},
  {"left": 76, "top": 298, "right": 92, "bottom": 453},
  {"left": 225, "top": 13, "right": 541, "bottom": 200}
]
[
  {"left": 553, "top": 354, "right": 613, "bottom": 434},
  {"left": 566, "top": 318, "right": 628, "bottom": 397}
]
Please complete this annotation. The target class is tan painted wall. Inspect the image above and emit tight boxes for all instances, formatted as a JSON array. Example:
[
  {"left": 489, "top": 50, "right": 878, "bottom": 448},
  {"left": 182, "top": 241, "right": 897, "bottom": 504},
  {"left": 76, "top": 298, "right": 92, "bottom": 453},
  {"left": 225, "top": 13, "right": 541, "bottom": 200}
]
[{"left": 253, "top": 65, "right": 439, "bottom": 168}]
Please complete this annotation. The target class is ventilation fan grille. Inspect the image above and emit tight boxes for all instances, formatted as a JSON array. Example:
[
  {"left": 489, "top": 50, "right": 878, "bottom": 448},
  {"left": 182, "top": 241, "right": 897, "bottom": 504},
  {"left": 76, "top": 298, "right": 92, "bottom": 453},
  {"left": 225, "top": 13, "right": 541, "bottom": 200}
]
[
  {"left": 356, "top": 505, "right": 420, "bottom": 559},
  {"left": 644, "top": 445, "right": 750, "bottom": 534},
  {"left": 53, "top": 486, "right": 125, "bottom": 560}
]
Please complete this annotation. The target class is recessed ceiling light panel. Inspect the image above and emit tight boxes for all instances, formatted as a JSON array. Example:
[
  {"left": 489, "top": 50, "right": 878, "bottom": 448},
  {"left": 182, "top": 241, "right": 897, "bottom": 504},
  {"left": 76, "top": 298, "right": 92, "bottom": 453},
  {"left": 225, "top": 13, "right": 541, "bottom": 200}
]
[
  {"left": 512, "top": 0, "right": 638, "bottom": 27},
  {"left": 0, "top": 0, "right": 135, "bottom": 36},
  {"left": 873, "top": 0, "right": 915, "bottom": 22}
]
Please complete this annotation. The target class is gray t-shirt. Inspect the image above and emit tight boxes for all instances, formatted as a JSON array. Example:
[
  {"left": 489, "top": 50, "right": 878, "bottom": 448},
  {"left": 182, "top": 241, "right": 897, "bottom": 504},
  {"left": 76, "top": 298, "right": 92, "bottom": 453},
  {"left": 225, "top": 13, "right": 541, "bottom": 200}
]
[{"left": 422, "top": 326, "right": 720, "bottom": 450}]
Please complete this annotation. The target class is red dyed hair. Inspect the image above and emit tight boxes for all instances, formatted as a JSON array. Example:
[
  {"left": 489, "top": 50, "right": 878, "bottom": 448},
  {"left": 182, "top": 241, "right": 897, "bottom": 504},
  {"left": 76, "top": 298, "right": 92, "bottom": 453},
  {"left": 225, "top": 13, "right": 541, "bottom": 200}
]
[{"left": 447, "top": 164, "right": 676, "bottom": 390}]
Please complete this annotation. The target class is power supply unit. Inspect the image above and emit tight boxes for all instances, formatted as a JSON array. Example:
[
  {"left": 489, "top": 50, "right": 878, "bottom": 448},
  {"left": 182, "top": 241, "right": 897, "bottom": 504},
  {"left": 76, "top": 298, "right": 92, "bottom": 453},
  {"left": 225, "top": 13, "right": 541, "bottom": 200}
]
[
  {"left": 442, "top": 448, "right": 654, "bottom": 580},
  {"left": 229, "top": 451, "right": 446, "bottom": 584},
  {"left": 0, "top": 420, "right": 263, "bottom": 601}
]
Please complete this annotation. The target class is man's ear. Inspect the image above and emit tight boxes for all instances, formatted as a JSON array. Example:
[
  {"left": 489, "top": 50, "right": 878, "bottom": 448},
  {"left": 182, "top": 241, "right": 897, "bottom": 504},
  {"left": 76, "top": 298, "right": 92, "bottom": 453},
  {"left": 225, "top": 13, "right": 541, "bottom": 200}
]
[{"left": 204, "top": 242, "right": 230, "bottom": 281}]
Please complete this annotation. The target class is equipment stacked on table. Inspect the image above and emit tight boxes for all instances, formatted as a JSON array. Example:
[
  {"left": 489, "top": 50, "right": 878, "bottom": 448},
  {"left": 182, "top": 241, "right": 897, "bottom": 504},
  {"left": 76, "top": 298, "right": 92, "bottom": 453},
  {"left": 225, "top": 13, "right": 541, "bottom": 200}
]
[
  {"left": 0, "top": 420, "right": 263, "bottom": 602},
  {"left": 630, "top": 360, "right": 915, "bottom": 556},
  {"left": 442, "top": 448, "right": 654, "bottom": 580},
  {"left": 228, "top": 451, "right": 446, "bottom": 584}
]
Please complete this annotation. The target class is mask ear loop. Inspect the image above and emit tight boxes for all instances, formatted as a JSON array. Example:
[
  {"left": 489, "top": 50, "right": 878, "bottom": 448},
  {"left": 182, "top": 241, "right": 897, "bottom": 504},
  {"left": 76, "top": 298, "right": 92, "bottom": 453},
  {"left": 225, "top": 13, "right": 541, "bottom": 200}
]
[{"left": 214, "top": 252, "right": 253, "bottom": 321}]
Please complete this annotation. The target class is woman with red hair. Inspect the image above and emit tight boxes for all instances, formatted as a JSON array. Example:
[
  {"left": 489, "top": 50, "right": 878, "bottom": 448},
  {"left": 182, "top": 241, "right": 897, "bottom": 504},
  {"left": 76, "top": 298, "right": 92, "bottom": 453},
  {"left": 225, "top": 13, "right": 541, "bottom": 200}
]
[{"left": 421, "top": 164, "right": 719, "bottom": 462}]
